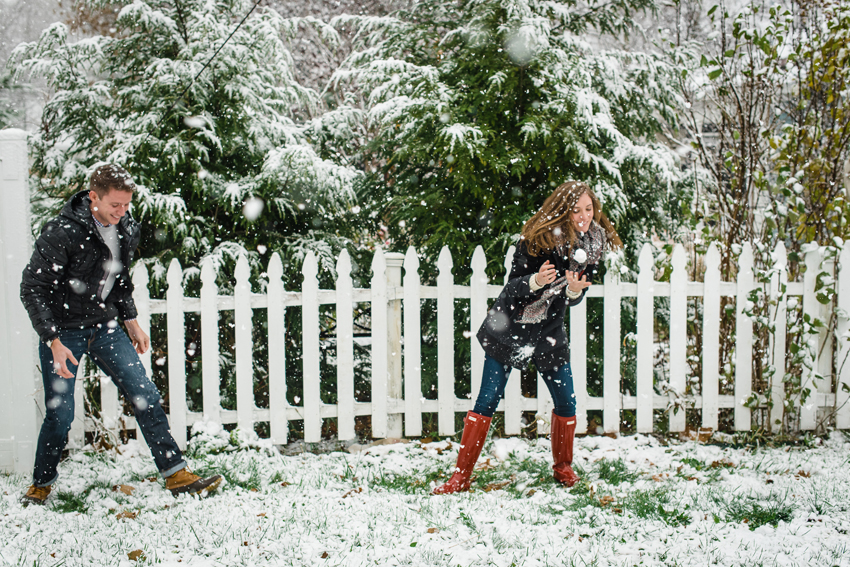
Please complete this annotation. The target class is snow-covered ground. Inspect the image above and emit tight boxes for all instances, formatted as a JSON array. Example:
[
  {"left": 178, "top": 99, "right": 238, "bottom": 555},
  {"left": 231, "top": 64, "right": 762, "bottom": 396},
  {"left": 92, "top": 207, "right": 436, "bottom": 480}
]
[{"left": 2, "top": 426, "right": 849, "bottom": 567}]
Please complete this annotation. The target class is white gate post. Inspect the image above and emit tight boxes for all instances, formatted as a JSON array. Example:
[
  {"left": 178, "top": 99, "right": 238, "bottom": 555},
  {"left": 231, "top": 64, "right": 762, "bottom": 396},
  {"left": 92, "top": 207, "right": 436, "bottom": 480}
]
[
  {"left": 0, "top": 129, "right": 39, "bottom": 474},
  {"left": 385, "top": 252, "right": 405, "bottom": 438}
]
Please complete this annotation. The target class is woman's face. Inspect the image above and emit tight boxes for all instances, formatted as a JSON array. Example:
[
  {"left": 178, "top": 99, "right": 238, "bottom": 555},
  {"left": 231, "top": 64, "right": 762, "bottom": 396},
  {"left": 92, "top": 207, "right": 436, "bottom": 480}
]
[{"left": 571, "top": 193, "right": 594, "bottom": 233}]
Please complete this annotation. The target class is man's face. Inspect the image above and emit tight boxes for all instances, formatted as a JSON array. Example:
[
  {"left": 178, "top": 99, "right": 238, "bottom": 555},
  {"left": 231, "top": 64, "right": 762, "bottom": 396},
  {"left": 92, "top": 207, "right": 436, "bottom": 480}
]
[{"left": 90, "top": 189, "right": 132, "bottom": 226}]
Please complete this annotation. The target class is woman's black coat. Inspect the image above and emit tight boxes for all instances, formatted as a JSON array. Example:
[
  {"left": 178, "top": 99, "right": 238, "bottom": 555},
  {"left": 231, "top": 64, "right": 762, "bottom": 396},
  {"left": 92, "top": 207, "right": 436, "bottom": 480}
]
[{"left": 476, "top": 239, "right": 597, "bottom": 371}]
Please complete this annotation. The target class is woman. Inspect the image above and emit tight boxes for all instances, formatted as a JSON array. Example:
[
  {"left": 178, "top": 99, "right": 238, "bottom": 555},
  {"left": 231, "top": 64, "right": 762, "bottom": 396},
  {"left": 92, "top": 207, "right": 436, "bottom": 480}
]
[{"left": 433, "top": 181, "right": 621, "bottom": 494}]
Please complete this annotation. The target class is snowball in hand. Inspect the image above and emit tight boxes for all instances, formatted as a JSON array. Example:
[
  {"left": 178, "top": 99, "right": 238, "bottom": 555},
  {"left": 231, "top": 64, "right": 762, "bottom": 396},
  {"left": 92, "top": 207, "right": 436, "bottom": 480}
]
[{"left": 573, "top": 248, "right": 587, "bottom": 264}]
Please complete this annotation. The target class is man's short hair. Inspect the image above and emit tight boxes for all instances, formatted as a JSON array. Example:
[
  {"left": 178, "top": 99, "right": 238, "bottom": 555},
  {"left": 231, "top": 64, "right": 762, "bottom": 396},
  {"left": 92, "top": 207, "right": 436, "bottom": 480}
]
[{"left": 89, "top": 164, "right": 136, "bottom": 197}]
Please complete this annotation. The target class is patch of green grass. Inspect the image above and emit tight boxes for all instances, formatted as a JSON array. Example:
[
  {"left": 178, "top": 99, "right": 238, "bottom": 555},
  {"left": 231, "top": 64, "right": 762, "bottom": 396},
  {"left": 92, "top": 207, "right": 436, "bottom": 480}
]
[
  {"left": 193, "top": 459, "right": 262, "bottom": 491},
  {"left": 620, "top": 487, "right": 691, "bottom": 527},
  {"left": 369, "top": 466, "right": 446, "bottom": 494},
  {"left": 722, "top": 493, "right": 794, "bottom": 530},
  {"left": 679, "top": 457, "right": 706, "bottom": 471},
  {"left": 594, "top": 458, "right": 638, "bottom": 485},
  {"left": 52, "top": 480, "right": 112, "bottom": 514},
  {"left": 269, "top": 470, "right": 287, "bottom": 485}
]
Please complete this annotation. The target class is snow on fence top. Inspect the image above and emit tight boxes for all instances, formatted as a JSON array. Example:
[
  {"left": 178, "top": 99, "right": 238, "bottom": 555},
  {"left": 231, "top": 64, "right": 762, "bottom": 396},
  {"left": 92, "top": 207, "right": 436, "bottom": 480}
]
[{"left": 63, "top": 242, "right": 850, "bottom": 450}]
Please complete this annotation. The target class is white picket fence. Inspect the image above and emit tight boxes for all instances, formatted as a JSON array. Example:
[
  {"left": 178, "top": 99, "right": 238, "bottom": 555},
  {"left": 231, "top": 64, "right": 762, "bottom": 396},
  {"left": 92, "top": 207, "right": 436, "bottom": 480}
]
[{"left": 68, "top": 242, "right": 850, "bottom": 450}]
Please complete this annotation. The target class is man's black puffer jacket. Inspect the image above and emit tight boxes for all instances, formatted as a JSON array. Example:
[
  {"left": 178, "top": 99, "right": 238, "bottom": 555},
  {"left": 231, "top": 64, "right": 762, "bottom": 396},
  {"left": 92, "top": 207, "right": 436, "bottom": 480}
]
[{"left": 20, "top": 190, "right": 142, "bottom": 344}]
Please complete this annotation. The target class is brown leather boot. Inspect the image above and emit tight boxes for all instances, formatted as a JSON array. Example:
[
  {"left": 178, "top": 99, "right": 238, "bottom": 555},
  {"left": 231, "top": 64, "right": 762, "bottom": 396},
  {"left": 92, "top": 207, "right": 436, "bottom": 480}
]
[
  {"left": 432, "top": 411, "right": 492, "bottom": 495},
  {"left": 21, "top": 484, "right": 51, "bottom": 506},
  {"left": 551, "top": 412, "right": 580, "bottom": 487},
  {"left": 165, "top": 469, "right": 223, "bottom": 497}
]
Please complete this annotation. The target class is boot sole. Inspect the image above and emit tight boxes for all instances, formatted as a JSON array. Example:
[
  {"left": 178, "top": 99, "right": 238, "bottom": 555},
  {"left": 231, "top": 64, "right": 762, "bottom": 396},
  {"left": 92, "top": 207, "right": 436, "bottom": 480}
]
[
  {"left": 169, "top": 475, "right": 223, "bottom": 497},
  {"left": 20, "top": 496, "right": 48, "bottom": 507}
]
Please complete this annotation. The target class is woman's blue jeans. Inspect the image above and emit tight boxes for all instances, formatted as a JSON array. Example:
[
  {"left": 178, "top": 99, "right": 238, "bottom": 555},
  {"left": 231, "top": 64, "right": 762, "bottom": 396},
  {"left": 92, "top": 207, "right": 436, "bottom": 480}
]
[
  {"left": 472, "top": 355, "right": 576, "bottom": 418},
  {"left": 33, "top": 324, "right": 186, "bottom": 487}
]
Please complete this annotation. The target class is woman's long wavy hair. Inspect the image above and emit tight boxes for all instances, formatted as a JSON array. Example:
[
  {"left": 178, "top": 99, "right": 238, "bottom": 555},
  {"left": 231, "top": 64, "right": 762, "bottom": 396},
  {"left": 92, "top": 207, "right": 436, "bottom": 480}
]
[{"left": 520, "top": 181, "right": 623, "bottom": 257}]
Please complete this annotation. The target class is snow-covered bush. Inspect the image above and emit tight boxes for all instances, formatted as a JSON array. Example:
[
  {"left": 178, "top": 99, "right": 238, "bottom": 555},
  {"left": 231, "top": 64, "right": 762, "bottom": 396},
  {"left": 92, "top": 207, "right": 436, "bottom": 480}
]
[
  {"left": 10, "top": 0, "right": 360, "bottom": 291},
  {"left": 326, "top": 0, "right": 688, "bottom": 273}
]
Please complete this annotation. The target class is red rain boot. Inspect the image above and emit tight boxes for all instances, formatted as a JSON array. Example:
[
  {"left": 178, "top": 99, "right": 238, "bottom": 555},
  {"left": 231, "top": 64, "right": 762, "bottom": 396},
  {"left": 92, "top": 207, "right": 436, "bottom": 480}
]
[
  {"left": 551, "top": 412, "right": 580, "bottom": 487},
  {"left": 432, "top": 411, "right": 492, "bottom": 495}
]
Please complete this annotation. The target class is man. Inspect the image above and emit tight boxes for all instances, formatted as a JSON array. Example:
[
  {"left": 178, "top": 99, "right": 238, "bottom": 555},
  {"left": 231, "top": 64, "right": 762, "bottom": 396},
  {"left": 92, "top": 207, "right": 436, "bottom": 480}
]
[{"left": 20, "top": 164, "right": 221, "bottom": 505}]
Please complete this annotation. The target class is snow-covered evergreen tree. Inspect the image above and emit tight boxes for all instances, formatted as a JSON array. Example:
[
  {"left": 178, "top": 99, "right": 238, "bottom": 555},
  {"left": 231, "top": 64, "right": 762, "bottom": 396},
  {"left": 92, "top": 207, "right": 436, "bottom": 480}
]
[
  {"left": 326, "top": 0, "right": 687, "bottom": 273},
  {"left": 11, "top": 0, "right": 359, "bottom": 288}
]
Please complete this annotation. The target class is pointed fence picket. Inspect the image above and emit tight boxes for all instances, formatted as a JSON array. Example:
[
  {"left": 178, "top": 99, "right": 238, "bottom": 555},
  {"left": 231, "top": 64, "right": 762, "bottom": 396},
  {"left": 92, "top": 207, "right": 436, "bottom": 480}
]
[
  {"left": 166, "top": 260, "right": 188, "bottom": 449},
  {"left": 636, "top": 245, "right": 654, "bottom": 433},
  {"left": 234, "top": 256, "right": 255, "bottom": 434},
  {"left": 668, "top": 245, "right": 688, "bottom": 432},
  {"left": 200, "top": 259, "right": 221, "bottom": 423},
  {"left": 570, "top": 283, "right": 589, "bottom": 434},
  {"left": 301, "top": 252, "right": 321, "bottom": 442},
  {"left": 702, "top": 243, "right": 721, "bottom": 430},
  {"left": 370, "top": 250, "right": 389, "bottom": 438},
  {"left": 801, "top": 248, "right": 821, "bottom": 431},
  {"left": 267, "top": 253, "right": 288, "bottom": 444},
  {"left": 335, "top": 251, "right": 355, "bottom": 441},
  {"left": 470, "top": 247, "right": 488, "bottom": 410},
  {"left": 837, "top": 246, "right": 850, "bottom": 430},
  {"left": 735, "top": 244, "right": 754, "bottom": 431},
  {"left": 603, "top": 268, "right": 621, "bottom": 433},
  {"left": 403, "top": 247, "right": 423, "bottom": 437},
  {"left": 501, "top": 246, "right": 522, "bottom": 436},
  {"left": 770, "top": 244, "right": 788, "bottom": 433},
  {"left": 436, "top": 247, "right": 455, "bottom": 436},
  {"left": 69, "top": 241, "right": 846, "bottom": 448}
]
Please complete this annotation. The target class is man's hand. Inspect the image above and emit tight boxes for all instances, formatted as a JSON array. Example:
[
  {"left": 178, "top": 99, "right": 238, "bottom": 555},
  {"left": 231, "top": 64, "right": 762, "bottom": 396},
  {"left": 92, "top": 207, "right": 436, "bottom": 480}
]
[
  {"left": 565, "top": 271, "right": 591, "bottom": 294},
  {"left": 50, "top": 339, "right": 79, "bottom": 379},
  {"left": 125, "top": 320, "right": 151, "bottom": 354}
]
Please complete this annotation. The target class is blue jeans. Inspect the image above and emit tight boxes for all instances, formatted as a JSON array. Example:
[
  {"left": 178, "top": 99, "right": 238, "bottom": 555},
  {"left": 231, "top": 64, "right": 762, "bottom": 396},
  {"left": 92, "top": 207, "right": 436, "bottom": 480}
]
[
  {"left": 472, "top": 355, "right": 576, "bottom": 418},
  {"left": 33, "top": 324, "right": 186, "bottom": 487}
]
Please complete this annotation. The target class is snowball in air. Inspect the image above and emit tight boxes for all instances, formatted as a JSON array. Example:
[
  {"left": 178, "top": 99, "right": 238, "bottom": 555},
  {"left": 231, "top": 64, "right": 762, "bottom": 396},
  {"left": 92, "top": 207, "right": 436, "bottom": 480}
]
[
  {"left": 573, "top": 248, "right": 587, "bottom": 264},
  {"left": 243, "top": 197, "right": 264, "bottom": 221}
]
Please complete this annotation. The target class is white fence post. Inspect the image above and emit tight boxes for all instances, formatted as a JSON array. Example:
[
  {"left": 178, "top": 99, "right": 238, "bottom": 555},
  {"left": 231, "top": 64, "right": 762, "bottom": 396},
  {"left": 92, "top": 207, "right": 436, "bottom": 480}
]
[
  {"left": 166, "top": 259, "right": 188, "bottom": 449},
  {"left": 370, "top": 249, "right": 389, "bottom": 438},
  {"left": 0, "top": 129, "right": 39, "bottom": 474},
  {"left": 267, "top": 253, "right": 288, "bottom": 444},
  {"left": 570, "top": 273, "right": 588, "bottom": 435},
  {"left": 800, "top": 245, "right": 821, "bottom": 431},
  {"left": 502, "top": 247, "right": 522, "bottom": 436},
  {"left": 301, "top": 252, "right": 321, "bottom": 442},
  {"left": 702, "top": 243, "right": 721, "bottom": 430},
  {"left": 836, "top": 244, "right": 850, "bottom": 429},
  {"left": 769, "top": 243, "right": 788, "bottom": 433},
  {"left": 385, "top": 252, "right": 405, "bottom": 438},
  {"left": 470, "top": 246, "right": 488, "bottom": 409},
  {"left": 437, "top": 246, "right": 456, "bottom": 436},
  {"left": 403, "top": 247, "right": 422, "bottom": 437},
  {"left": 200, "top": 258, "right": 221, "bottom": 423},
  {"left": 817, "top": 255, "right": 835, "bottom": 428},
  {"left": 668, "top": 244, "right": 688, "bottom": 432},
  {"left": 335, "top": 250, "right": 355, "bottom": 441},
  {"left": 735, "top": 243, "right": 754, "bottom": 431},
  {"left": 635, "top": 244, "right": 654, "bottom": 433},
  {"left": 603, "top": 265, "right": 621, "bottom": 433}
]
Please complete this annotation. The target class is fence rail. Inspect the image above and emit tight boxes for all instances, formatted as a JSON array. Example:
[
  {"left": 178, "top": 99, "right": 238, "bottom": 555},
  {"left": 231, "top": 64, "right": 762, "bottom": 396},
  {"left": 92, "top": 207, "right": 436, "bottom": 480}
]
[{"left": 64, "top": 240, "right": 850, "bottom": 450}]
